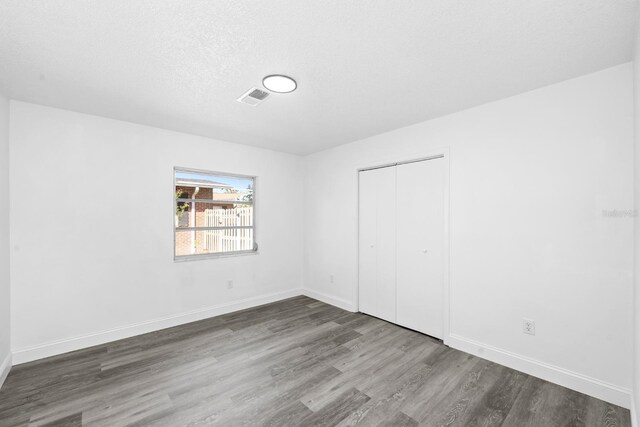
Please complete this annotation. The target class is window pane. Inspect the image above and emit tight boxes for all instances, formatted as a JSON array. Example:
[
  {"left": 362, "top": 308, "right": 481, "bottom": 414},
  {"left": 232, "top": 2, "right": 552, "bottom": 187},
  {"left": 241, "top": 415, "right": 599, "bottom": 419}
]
[
  {"left": 175, "top": 169, "right": 256, "bottom": 258},
  {"left": 175, "top": 171, "right": 253, "bottom": 201},
  {"left": 175, "top": 228, "right": 254, "bottom": 256}
]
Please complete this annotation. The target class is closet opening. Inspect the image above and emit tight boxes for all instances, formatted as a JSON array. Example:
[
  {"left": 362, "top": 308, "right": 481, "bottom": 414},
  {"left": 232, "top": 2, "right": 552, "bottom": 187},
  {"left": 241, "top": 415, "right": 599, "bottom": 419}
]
[{"left": 358, "top": 154, "right": 449, "bottom": 340}]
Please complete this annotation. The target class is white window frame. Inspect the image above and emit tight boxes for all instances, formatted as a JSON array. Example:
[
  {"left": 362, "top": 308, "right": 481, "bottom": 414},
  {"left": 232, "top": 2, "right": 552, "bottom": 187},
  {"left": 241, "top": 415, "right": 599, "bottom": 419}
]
[{"left": 174, "top": 167, "right": 258, "bottom": 261}]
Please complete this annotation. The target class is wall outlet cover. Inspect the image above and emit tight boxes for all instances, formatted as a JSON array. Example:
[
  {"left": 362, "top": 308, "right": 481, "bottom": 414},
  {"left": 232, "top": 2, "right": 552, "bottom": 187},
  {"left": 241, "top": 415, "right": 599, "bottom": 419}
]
[{"left": 523, "top": 318, "right": 535, "bottom": 335}]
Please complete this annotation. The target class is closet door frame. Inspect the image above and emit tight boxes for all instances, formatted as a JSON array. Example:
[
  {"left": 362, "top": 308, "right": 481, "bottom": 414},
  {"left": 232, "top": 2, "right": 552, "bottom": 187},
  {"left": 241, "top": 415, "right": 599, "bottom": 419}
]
[{"left": 355, "top": 147, "right": 451, "bottom": 343}]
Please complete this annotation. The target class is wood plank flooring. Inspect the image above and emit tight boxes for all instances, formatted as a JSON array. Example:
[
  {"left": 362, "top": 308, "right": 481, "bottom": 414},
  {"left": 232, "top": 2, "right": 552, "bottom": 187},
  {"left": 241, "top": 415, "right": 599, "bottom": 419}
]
[{"left": 0, "top": 296, "right": 631, "bottom": 426}]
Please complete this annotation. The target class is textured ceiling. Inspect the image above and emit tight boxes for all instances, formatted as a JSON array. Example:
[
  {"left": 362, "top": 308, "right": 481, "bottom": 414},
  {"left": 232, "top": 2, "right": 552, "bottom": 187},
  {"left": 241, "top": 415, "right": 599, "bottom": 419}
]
[{"left": 0, "top": 0, "right": 636, "bottom": 154}]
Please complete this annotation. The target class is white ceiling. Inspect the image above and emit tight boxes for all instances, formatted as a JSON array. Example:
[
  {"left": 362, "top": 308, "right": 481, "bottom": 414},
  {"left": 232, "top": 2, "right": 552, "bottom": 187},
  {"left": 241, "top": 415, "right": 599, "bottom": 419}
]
[{"left": 0, "top": 1, "right": 636, "bottom": 155}]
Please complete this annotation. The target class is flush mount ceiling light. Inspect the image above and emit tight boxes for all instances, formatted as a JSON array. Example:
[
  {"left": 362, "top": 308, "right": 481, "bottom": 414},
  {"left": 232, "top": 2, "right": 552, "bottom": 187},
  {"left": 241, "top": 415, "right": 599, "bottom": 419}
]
[{"left": 262, "top": 75, "right": 297, "bottom": 93}]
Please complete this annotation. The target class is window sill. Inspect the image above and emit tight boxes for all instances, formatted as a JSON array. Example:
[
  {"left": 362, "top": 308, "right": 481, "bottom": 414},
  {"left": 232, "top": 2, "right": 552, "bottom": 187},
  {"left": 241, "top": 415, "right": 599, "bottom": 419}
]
[{"left": 174, "top": 251, "right": 259, "bottom": 263}]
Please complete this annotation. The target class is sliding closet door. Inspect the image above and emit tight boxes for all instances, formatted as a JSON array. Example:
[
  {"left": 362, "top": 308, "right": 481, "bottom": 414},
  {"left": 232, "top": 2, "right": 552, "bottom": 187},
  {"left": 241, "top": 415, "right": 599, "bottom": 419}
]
[
  {"left": 396, "top": 158, "right": 445, "bottom": 338},
  {"left": 358, "top": 166, "right": 396, "bottom": 323}
]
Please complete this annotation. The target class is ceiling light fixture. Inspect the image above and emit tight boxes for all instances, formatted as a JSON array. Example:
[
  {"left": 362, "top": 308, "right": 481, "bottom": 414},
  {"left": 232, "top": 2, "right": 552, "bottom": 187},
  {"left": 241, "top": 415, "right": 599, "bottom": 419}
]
[{"left": 262, "top": 75, "right": 297, "bottom": 93}]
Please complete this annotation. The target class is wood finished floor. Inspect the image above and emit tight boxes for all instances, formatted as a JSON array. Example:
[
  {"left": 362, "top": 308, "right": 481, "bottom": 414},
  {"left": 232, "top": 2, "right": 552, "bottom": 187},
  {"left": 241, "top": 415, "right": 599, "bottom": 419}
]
[{"left": 0, "top": 296, "right": 631, "bottom": 427}]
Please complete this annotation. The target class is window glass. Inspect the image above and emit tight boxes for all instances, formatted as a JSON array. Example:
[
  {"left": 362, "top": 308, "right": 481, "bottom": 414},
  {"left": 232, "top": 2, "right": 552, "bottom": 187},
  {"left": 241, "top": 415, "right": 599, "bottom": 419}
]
[{"left": 175, "top": 169, "right": 255, "bottom": 258}]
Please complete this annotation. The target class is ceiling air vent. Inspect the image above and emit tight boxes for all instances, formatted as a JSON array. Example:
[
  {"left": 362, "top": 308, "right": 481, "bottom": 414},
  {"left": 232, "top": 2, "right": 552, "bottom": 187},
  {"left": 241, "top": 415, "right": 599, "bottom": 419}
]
[{"left": 237, "top": 88, "right": 269, "bottom": 106}]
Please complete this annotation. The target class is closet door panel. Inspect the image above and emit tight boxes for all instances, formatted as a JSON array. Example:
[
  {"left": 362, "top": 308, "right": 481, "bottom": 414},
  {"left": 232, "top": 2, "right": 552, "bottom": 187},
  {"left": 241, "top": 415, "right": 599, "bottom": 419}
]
[
  {"left": 358, "top": 170, "right": 378, "bottom": 317},
  {"left": 375, "top": 167, "right": 397, "bottom": 322},
  {"left": 396, "top": 158, "right": 445, "bottom": 338},
  {"left": 358, "top": 166, "right": 396, "bottom": 322}
]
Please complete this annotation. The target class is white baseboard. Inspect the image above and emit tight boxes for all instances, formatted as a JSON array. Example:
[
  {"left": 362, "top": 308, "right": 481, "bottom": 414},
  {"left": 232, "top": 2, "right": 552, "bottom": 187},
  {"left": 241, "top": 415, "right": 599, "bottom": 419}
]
[
  {"left": 446, "top": 333, "right": 631, "bottom": 409},
  {"left": 12, "top": 288, "right": 303, "bottom": 365},
  {"left": 302, "top": 288, "right": 356, "bottom": 312},
  {"left": 0, "top": 352, "right": 11, "bottom": 390}
]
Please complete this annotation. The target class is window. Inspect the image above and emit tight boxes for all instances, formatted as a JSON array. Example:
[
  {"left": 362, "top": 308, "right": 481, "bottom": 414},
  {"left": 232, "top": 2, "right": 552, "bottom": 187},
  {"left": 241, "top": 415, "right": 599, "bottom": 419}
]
[{"left": 174, "top": 168, "right": 256, "bottom": 259}]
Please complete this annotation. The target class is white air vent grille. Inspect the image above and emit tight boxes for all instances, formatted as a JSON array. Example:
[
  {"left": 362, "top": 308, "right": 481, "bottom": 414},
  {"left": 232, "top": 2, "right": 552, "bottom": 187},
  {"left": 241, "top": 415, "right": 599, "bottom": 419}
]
[{"left": 237, "top": 88, "right": 269, "bottom": 106}]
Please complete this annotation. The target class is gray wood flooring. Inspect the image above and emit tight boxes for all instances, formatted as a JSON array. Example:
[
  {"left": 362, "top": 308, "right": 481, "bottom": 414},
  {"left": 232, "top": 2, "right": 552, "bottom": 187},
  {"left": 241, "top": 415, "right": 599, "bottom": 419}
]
[{"left": 0, "top": 296, "right": 631, "bottom": 426}]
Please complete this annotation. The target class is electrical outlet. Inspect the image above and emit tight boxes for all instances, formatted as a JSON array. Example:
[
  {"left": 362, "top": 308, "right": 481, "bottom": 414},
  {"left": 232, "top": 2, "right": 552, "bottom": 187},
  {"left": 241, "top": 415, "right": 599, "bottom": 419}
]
[
  {"left": 330, "top": 275, "right": 334, "bottom": 284},
  {"left": 227, "top": 280, "right": 234, "bottom": 289},
  {"left": 523, "top": 318, "right": 535, "bottom": 335}
]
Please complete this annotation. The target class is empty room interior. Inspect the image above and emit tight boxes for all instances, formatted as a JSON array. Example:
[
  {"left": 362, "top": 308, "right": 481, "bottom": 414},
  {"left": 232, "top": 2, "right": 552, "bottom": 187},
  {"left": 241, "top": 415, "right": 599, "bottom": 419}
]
[{"left": 2, "top": 1, "right": 640, "bottom": 426}]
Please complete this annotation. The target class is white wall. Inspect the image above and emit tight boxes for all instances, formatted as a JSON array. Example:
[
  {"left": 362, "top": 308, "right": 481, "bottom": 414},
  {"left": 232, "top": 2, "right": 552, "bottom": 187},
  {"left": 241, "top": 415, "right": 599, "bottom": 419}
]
[
  {"left": 9, "top": 101, "right": 304, "bottom": 363},
  {"left": 304, "top": 64, "right": 634, "bottom": 407},
  {"left": 633, "top": 14, "right": 640, "bottom": 425},
  {"left": 0, "top": 93, "right": 10, "bottom": 386}
]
